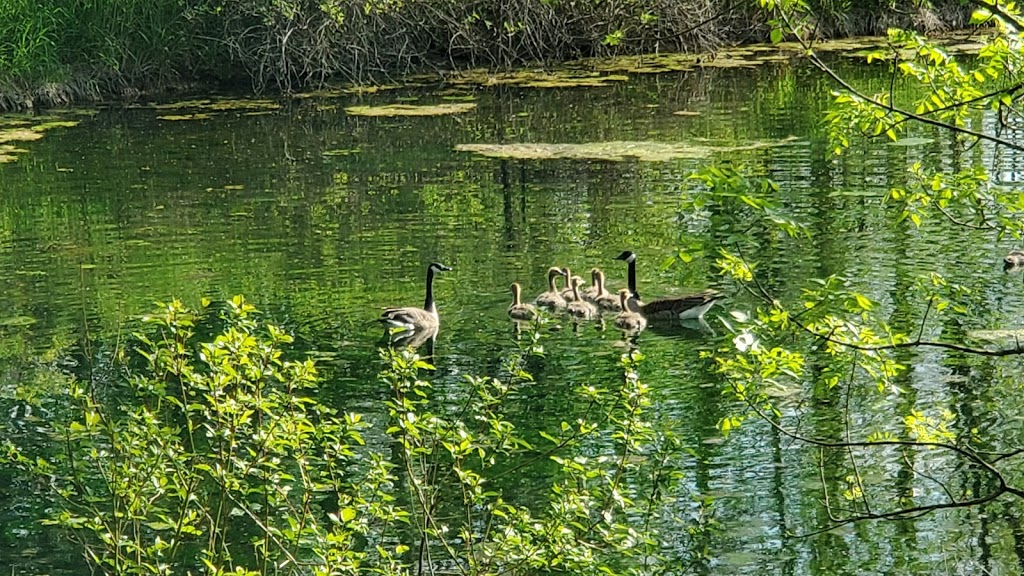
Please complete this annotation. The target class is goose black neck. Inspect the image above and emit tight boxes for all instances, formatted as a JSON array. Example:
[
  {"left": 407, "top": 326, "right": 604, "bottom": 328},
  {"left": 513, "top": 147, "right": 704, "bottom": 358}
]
[
  {"left": 627, "top": 260, "right": 639, "bottom": 300},
  {"left": 424, "top": 267, "right": 436, "bottom": 311}
]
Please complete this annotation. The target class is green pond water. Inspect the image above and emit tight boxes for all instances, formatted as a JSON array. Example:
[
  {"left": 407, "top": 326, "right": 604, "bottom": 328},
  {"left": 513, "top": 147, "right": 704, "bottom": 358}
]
[{"left": 3, "top": 56, "right": 1024, "bottom": 574}]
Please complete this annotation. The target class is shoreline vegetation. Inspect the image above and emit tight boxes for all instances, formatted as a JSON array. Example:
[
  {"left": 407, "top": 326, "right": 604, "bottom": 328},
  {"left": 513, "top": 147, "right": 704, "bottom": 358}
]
[{"left": 0, "top": 0, "right": 973, "bottom": 110}]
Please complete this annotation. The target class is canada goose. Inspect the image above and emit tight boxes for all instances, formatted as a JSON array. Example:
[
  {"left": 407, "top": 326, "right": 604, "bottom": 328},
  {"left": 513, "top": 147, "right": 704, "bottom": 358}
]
[
  {"left": 582, "top": 268, "right": 602, "bottom": 302},
  {"left": 508, "top": 282, "right": 538, "bottom": 320},
  {"left": 566, "top": 276, "right": 597, "bottom": 319},
  {"left": 559, "top": 267, "right": 586, "bottom": 301},
  {"left": 614, "top": 288, "right": 647, "bottom": 332},
  {"left": 1004, "top": 249, "right": 1024, "bottom": 271},
  {"left": 589, "top": 268, "right": 621, "bottom": 312},
  {"left": 536, "top": 267, "right": 568, "bottom": 308},
  {"left": 613, "top": 250, "right": 722, "bottom": 321},
  {"left": 379, "top": 262, "right": 452, "bottom": 334}
]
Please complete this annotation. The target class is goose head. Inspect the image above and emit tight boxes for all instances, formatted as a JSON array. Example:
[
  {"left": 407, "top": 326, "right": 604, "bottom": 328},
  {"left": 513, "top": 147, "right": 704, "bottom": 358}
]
[
  {"left": 570, "top": 275, "right": 584, "bottom": 297},
  {"left": 429, "top": 262, "right": 453, "bottom": 273},
  {"left": 547, "top": 266, "right": 567, "bottom": 280},
  {"left": 560, "top": 267, "right": 583, "bottom": 284},
  {"left": 614, "top": 251, "right": 637, "bottom": 263},
  {"left": 618, "top": 288, "right": 631, "bottom": 310}
]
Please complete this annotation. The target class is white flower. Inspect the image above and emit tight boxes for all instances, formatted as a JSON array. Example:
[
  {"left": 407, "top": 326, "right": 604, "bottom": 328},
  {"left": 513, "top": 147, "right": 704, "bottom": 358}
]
[{"left": 733, "top": 331, "right": 756, "bottom": 352}]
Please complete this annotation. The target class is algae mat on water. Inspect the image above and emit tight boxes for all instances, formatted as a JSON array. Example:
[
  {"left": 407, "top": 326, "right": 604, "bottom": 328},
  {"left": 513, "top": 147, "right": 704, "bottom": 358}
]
[
  {"left": 455, "top": 137, "right": 800, "bottom": 162},
  {"left": 0, "top": 118, "right": 81, "bottom": 162},
  {"left": 345, "top": 103, "right": 476, "bottom": 117},
  {"left": 448, "top": 69, "right": 629, "bottom": 88}
]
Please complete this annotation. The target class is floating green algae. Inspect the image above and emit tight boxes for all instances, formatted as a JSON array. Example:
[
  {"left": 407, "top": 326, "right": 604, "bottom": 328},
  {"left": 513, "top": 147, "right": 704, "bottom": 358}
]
[
  {"left": 157, "top": 113, "right": 213, "bottom": 121},
  {"left": 448, "top": 69, "right": 629, "bottom": 88},
  {"left": 0, "top": 145, "right": 28, "bottom": 162},
  {"left": 31, "top": 121, "right": 79, "bottom": 132},
  {"left": 345, "top": 103, "right": 476, "bottom": 117},
  {"left": 0, "top": 128, "right": 44, "bottom": 144},
  {"left": 455, "top": 136, "right": 800, "bottom": 162}
]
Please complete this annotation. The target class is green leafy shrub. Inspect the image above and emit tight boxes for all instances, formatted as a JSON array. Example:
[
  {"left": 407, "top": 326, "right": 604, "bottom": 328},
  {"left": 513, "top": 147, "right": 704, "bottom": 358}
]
[{"left": 4, "top": 296, "right": 704, "bottom": 574}]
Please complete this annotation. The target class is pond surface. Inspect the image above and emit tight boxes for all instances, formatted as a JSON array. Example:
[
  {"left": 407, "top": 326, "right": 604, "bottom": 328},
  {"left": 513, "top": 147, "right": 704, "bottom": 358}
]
[{"left": 3, "top": 56, "right": 1024, "bottom": 574}]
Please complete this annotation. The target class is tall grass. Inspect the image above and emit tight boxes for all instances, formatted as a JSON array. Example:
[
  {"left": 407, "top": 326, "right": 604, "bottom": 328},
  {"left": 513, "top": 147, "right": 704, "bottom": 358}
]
[
  {"left": 0, "top": 0, "right": 62, "bottom": 83},
  {"left": 0, "top": 0, "right": 203, "bottom": 107},
  {"left": 0, "top": 0, "right": 973, "bottom": 109}
]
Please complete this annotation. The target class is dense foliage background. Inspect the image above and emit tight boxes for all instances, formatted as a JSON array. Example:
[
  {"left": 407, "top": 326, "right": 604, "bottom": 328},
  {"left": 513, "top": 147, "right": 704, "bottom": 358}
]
[{"left": 0, "top": 0, "right": 972, "bottom": 107}]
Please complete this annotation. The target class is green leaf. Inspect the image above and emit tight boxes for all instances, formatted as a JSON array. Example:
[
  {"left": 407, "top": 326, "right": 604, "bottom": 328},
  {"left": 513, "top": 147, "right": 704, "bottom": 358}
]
[{"left": 854, "top": 293, "right": 873, "bottom": 310}]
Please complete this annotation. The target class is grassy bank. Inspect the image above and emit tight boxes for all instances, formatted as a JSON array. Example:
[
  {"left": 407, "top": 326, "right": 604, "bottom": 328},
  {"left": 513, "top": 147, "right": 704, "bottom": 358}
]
[{"left": 0, "top": 0, "right": 972, "bottom": 109}]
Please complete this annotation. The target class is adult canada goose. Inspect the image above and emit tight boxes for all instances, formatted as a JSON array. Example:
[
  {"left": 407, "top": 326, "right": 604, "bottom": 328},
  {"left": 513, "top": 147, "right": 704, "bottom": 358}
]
[
  {"left": 613, "top": 250, "right": 722, "bottom": 321},
  {"left": 566, "top": 276, "right": 597, "bottom": 319},
  {"left": 614, "top": 288, "right": 647, "bottom": 332},
  {"left": 1004, "top": 249, "right": 1024, "bottom": 271},
  {"left": 508, "top": 282, "right": 538, "bottom": 320},
  {"left": 589, "top": 268, "right": 621, "bottom": 312},
  {"left": 379, "top": 262, "right": 452, "bottom": 334},
  {"left": 536, "top": 267, "right": 568, "bottom": 308},
  {"left": 559, "top": 267, "right": 586, "bottom": 301}
]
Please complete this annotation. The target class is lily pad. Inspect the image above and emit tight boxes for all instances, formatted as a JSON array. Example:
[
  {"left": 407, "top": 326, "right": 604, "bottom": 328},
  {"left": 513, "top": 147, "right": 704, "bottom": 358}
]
[
  {"left": 455, "top": 136, "right": 800, "bottom": 162},
  {"left": 345, "top": 103, "right": 476, "bottom": 117}
]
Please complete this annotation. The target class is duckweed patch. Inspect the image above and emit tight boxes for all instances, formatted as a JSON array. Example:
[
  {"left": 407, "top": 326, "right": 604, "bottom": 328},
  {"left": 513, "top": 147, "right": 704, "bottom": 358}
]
[
  {"left": 0, "top": 116, "right": 81, "bottom": 163},
  {"left": 31, "top": 121, "right": 80, "bottom": 132},
  {"left": 449, "top": 69, "right": 629, "bottom": 88},
  {"left": 345, "top": 103, "right": 476, "bottom": 117},
  {"left": 152, "top": 98, "right": 280, "bottom": 112},
  {"left": 292, "top": 84, "right": 411, "bottom": 99},
  {"left": 0, "top": 128, "right": 44, "bottom": 144},
  {"left": 0, "top": 145, "right": 28, "bottom": 162},
  {"left": 455, "top": 137, "right": 799, "bottom": 162},
  {"left": 157, "top": 113, "right": 213, "bottom": 121}
]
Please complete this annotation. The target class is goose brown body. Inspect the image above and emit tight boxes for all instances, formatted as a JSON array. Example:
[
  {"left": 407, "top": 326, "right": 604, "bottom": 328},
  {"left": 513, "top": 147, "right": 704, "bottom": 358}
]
[
  {"left": 613, "top": 289, "right": 646, "bottom": 332},
  {"left": 508, "top": 282, "right": 538, "bottom": 320},
  {"left": 590, "top": 268, "right": 621, "bottom": 312},
  {"left": 566, "top": 276, "right": 597, "bottom": 319}
]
